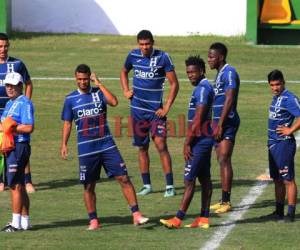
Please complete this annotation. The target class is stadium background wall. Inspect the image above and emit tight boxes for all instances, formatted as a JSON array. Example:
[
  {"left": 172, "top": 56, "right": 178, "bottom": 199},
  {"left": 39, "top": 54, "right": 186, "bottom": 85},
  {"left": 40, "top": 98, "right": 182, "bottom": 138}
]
[{"left": 10, "top": 0, "right": 247, "bottom": 36}]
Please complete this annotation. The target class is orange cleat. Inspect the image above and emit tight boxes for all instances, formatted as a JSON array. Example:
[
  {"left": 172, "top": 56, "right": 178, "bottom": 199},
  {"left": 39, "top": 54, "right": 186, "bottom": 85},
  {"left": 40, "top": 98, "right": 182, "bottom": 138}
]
[
  {"left": 87, "top": 218, "right": 100, "bottom": 230},
  {"left": 185, "top": 217, "right": 209, "bottom": 229},
  {"left": 160, "top": 216, "right": 182, "bottom": 229},
  {"left": 133, "top": 212, "right": 149, "bottom": 226}
]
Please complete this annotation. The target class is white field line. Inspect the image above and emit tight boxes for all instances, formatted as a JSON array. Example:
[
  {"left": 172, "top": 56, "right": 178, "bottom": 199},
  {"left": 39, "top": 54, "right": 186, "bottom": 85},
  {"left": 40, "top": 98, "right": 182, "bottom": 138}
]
[
  {"left": 31, "top": 77, "right": 300, "bottom": 84},
  {"left": 200, "top": 176, "right": 270, "bottom": 250}
]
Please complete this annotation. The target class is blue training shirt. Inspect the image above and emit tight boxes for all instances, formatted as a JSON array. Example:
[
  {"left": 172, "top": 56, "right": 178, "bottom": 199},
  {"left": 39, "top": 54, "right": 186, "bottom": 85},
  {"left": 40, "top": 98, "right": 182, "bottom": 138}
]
[
  {"left": 0, "top": 57, "right": 31, "bottom": 116},
  {"left": 188, "top": 78, "right": 214, "bottom": 145},
  {"left": 61, "top": 87, "right": 116, "bottom": 158},
  {"left": 124, "top": 48, "right": 174, "bottom": 112},
  {"left": 268, "top": 89, "right": 300, "bottom": 145},
  {"left": 213, "top": 64, "right": 240, "bottom": 126},
  {"left": 1, "top": 95, "right": 34, "bottom": 143}
]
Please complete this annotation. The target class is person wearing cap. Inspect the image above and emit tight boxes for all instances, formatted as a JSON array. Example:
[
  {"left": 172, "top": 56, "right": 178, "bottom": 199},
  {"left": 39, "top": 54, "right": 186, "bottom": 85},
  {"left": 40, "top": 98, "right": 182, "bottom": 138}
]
[
  {"left": 0, "top": 72, "right": 34, "bottom": 232},
  {"left": 0, "top": 32, "right": 35, "bottom": 193}
]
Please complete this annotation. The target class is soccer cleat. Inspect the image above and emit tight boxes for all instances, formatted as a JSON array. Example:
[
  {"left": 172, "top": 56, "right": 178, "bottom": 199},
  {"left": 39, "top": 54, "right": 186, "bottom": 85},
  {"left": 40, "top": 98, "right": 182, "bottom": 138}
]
[
  {"left": 210, "top": 201, "right": 222, "bottom": 210},
  {"left": 214, "top": 202, "right": 232, "bottom": 214},
  {"left": 164, "top": 187, "right": 176, "bottom": 197},
  {"left": 1, "top": 223, "right": 20, "bottom": 232},
  {"left": 160, "top": 216, "right": 182, "bottom": 229},
  {"left": 133, "top": 212, "right": 149, "bottom": 226},
  {"left": 136, "top": 186, "right": 152, "bottom": 196},
  {"left": 259, "top": 211, "right": 284, "bottom": 221},
  {"left": 0, "top": 183, "right": 4, "bottom": 192},
  {"left": 26, "top": 183, "right": 36, "bottom": 193},
  {"left": 284, "top": 213, "right": 295, "bottom": 223},
  {"left": 87, "top": 218, "right": 100, "bottom": 230},
  {"left": 185, "top": 217, "right": 210, "bottom": 229}
]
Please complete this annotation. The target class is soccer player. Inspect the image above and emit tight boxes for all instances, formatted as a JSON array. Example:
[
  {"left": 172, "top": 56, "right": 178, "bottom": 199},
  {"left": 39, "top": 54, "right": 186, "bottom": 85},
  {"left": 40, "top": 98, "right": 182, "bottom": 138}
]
[
  {"left": 120, "top": 30, "right": 179, "bottom": 197},
  {"left": 208, "top": 42, "right": 240, "bottom": 213},
  {"left": 160, "top": 56, "right": 214, "bottom": 229},
  {"left": 264, "top": 69, "right": 299, "bottom": 222},
  {"left": 0, "top": 72, "right": 34, "bottom": 232},
  {"left": 61, "top": 64, "right": 149, "bottom": 230},
  {"left": 0, "top": 32, "right": 35, "bottom": 193}
]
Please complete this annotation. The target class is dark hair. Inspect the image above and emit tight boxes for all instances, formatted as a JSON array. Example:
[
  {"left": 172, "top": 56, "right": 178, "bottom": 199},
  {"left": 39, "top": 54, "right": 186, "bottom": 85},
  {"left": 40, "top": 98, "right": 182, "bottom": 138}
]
[
  {"left": 209, "top": 42, "right": 228, "bottom": 61},
  {"left": 268, "top": 69, "right": 285, "bottom": 83},
  {"left": 0, "top": 32, "right": 9, "bottom": 41},
  {"left": 185, "top": 55, "right": 206, "bottom": 73},
  {"left": 75, "top": 64, "right": 91, "bottom": 74},
  {"left": 137, "top": 30, "right": 154, "bottom": 42}
]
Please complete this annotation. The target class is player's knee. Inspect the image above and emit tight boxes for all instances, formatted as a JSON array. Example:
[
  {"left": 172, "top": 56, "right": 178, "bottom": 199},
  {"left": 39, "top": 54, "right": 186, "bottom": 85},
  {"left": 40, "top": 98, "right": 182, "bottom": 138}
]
[
  {"left": 84, "top": 183, "right": 95, "bottom": 192},
  {"left": 217, "top": 154, "right": 230, "bottom": 166},
  {"left": 116, "top": 175, "right": 131, "bottom": 186},
  {"left": 283, "top": 179, "right": 295, "bottom": 186},
  {"left": 154, "top": 142, "right": 167, "bottom": 154},
  {"left": 184, "top": 179, "right": 195, "bottom": 188},
  {"left": 139, "top": 145, "right": 149, "bottom": 153}
]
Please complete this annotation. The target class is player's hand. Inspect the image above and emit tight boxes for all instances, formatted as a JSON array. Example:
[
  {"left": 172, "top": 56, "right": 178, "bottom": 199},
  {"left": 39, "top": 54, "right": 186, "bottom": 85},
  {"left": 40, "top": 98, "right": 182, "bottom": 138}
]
[
  {"left": 214, "top": 124, "right": 223, "bottom": 142},
  {"left": 123, "top": 90, "right": 133, "bottom": 99},
  {"left": 90, "top": 72, "right": 101, "bottom": 87},
  {"left": 61, "top": 145, "right": 68, "bottom": 160},
  {"left": 183, "top": 143, "right": 192, "bottom": 161},
  {"left": 155, "top": 107, "right": 169, "bottom": 118},
  {"left": 276, "top": 125, "right": 292, "bottom": 136}
]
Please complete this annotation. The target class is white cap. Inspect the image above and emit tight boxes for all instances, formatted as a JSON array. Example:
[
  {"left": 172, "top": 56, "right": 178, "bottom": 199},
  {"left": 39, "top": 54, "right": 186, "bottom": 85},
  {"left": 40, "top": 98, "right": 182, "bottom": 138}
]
[{"left": 4, "top": 72, "right": 24, "bottom": 85}]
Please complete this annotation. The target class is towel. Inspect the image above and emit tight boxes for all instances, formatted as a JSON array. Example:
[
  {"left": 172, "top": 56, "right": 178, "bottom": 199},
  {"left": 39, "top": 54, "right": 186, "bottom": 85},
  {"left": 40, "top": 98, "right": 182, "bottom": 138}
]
[
  {"left": 0, "top": 133, "right": 4, "bottom": 174},
  {"left": 1, "top": 116, "right": 17, "bottom": 153}
]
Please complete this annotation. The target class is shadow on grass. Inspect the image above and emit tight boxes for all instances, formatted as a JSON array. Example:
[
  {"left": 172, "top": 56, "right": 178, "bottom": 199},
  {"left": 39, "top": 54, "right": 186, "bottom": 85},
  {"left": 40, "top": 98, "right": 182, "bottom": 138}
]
[
  {"left": 34, "top": 177, "right": 114, "bottom": 191},
  {"left": 210, "top": 213, "right": 300, "bottom": 228},
  {"left": 147, "top": 178, "right": 263, "bottom": 195},
  {"left": 30, "top": 212, "right": 221, "bottom": 231}
]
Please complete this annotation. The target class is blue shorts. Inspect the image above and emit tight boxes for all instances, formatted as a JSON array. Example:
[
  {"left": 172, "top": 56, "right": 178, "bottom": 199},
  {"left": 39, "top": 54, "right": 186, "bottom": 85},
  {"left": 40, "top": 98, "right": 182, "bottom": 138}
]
[
  {"left": 184, "top": 143, "right": 212, "bottom": 181},
  {"left": 268, "top": 140, "right": 296, "bottom": 181},
  {"left": 131, "top": 109, "right": 167, "bottom": 146},
  {"left": 6, "top": 142, "right": 31, "bottom": 187},
  {"left": 78, "top": 146, "right": 127, "bottom": 184},
  {"left": 214, "top": 124, "right": 240, "bottom": 147}
]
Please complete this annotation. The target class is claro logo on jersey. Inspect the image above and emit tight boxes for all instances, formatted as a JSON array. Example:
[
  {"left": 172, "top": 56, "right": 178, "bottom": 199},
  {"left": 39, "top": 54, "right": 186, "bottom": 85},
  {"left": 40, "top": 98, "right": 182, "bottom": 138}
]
[
  {"left": 134, "top": 68, "right": 158, "bottom": 79},
  {"left": 77, "top": 107, "right": 102, "bottom": 118},
  {"left": 77, "top": 99, "right": 103, "bottom": 118}
]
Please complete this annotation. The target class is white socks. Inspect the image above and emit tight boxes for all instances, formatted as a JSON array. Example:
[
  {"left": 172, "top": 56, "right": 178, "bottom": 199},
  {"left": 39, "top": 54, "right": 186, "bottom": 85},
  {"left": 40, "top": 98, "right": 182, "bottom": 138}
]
[
  {"left": 11, "top": 213, "right": 21, "bottom": 229},
  {"left": 11, "top": 214, "right": 30, "bottom": 230},
  {"left": 21, "top": 215, "right": 30, "bottom": 230}
]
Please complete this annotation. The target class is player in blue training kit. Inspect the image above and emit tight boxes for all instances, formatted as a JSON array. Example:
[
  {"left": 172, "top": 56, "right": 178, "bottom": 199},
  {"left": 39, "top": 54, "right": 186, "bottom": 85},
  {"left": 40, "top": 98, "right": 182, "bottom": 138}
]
[
  {"left": 208, "top": 42, "right": 240, "bottom": 213},
  {"left": 0, "top": 33, "right": 35, "bottom": 193},
  {"left": 1, "top": 72, "right": 34, "bottom": 232},
  {"left": 120, "top": 30, "right": 179, "bottom": 197},
  {"left": 160, "top": 56, "right": 214, "bottom": 229},
  {"left": 262, "top": 69, "right": 300, "bottom": 222},
  {"left": 61, "top": 64, "right": 148, "bottom": 230}
]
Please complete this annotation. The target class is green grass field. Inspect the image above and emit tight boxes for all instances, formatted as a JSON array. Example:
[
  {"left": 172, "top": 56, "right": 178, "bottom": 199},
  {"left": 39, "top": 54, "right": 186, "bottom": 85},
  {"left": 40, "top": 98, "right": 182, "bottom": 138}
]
[{"left": 1, "top": 33, "right": 300, "bottom": 249}]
